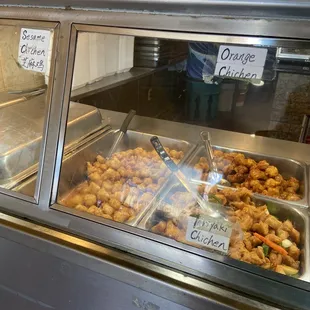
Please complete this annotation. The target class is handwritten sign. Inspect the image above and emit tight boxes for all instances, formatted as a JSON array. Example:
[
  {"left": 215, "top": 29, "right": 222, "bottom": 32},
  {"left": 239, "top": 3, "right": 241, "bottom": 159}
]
[
  {"left": 18, "top": 28, "right": 51, "bottom": 73},
  {"left": 214, "top": 45, "right": 267, "bottom": 80},
  {"left": 186, "top": 215, "right": 232, "bottom": 253}
]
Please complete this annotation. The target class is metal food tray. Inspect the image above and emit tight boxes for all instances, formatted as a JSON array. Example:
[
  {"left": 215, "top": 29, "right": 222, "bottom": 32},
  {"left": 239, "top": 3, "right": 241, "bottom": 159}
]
[
  {"left": 0, "top": 97, "right": 104, "bottom": 189},
  {"left": 138, "top": 181, "right": 309, "bottom": 282},
  {"left": 15, "top": 129, "right": 195, "bottom": 225},
  {"left": 183, "top": 145, "right": 308, "bottom": 207}
]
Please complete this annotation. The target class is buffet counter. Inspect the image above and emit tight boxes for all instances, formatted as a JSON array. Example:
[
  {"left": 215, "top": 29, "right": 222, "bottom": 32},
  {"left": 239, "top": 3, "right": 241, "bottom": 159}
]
[{"left": 1, "top": 3, "right": 310, "bottom": 310}]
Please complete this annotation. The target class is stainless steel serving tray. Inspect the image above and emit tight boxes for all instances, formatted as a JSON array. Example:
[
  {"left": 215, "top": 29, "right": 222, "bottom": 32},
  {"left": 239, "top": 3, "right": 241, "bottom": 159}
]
[
  {"left": 15, "top": 129, "right": 195, "bottom": 225},
  {"left": 0, "top": 96, "right": 104, "bottom": 189},
  {"left": 138, "top": 181, "right": 309, "bottom": 282},
  {"left": 182, "top": 144, "right": 308, "bottom": 207}
]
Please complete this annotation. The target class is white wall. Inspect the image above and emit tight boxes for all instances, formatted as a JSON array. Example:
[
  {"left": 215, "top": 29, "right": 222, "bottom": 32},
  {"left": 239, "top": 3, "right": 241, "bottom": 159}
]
[{"left": 72, "top": 33, "right": 134, "bottom": 90}]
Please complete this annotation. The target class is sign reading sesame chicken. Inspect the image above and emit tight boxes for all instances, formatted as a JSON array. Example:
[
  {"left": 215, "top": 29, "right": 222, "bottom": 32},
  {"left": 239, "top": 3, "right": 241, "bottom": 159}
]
[
  {"left": 18, "top": 28, "right": 51, "bottom": 73},
  {"left": 185, "top": 215, "right": 232, "bottom": 253},
  {"left": 214, "top": 45, "right": 267, "bottom": 80}
]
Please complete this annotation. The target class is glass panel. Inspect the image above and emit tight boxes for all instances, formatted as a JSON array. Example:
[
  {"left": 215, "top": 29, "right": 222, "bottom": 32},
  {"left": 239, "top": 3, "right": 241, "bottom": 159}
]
[
  {"left": 0, "top": 23, "right": 55, "bottom": 198},
  {"left": 58, "top": 30, "right": 309, "bottom": 285}
]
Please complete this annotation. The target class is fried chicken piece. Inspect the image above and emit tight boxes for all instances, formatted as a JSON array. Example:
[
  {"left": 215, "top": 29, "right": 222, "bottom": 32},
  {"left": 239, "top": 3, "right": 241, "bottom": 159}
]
[
  {"left": 265, "top": 178, "right": 280, "bottom": 187},
  {"left": 151, "top": 221, "right": 167, "bottom": 234},
  {"left": 243, "top": 232, "right": 253, "bottom": 251},
  {"left": 234, "top": 153, "right": 246, "bottom": 166},
  {"left": 290, "top": 228, "right": 301, "bottom": 244},
  {"left": 249, "top": 180, "right": 264, "bottom": 192},
  {"left": 242, "top": 250, "right": 265, "bottom": 265},
  {"left": 239, "top": 214, "right": 254, "bottom": 231},
  {"left": 286, "top": 193, "right": 301, "bottom": 201},
  {"left": 249, "top": 168, "right": 267, "bottom": 180},
  {"left": 282, "top": 255, "right": 300, "bottom": 270},
  {"left": 245, "top": 158, "right": 257, "bottom": 168},
  {"left": 252, "top": 221, "right": 269, "bottom": 236},
  {"left": 75, "top": 204, "right": 88, "bottom": 212},
  {"left": 256, "top": 160, "right": 269, "bottom": 170},
  {"left": 286, "top": 177, "right": 300, "bottom": 192},
  {"left": 265, "top": 166, "right": 279, "bottom": 178},
  {"left": 261, "top": 258, "right": 272, "bottom": 269},
  {"left": 282, "top": 220, "right": 293, "bottom": 232},
  {"left": 229, "top": 249, "right": 242, "bottom": 260},
  {"left": 252, "top": 205, "right": 269, "bottom": 222},
  {"left": 227, "top": 173, "right": 246, "bottom": 183},
  {"left": 265, "top": 215, "right": 282, "bottom": 230},
  {"left": 113, "top": 210, "right": 130, "bottom": 223},
  {"left": 288, "top": 244, "right": 301, "bottom": 261},
  {"left": 249, "top": 235, "right": 263, "bottom": 247},
  {"left": 221, "top": 187, "right": 252, "bottom": 203},
  {"left": 101, "top": 203, "right": 115, "bottom": 216},
  {"left": 276, "top": 228, "right": 289, "bottom": 241},
  {"left": 269, "top": 251, "right": 282, "bottom": 267},
  {"left": 229, "top": 240, "right": 248, "bottom": 260},
  {"left": 165, "top": 220, "right": 182, "bottom": 239},
  {"left": 229, "top": 201, "right": 248, "bottom": 210},
  {"left": 266, "top": 187, "right": 281, "bottom": 197},
  {"left": 256, "top": 246, "right": 265, "bottom": 260},
  {"left": 265, "top": 234, "right": 281, "bottom": 244}
]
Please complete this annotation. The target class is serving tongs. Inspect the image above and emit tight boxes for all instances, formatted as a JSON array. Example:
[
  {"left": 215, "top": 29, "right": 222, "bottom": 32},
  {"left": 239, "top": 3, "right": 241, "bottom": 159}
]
[
  {"left": 200, "top": 131, "right": 231, "bottom": 187},
  {"left": 107, "top": 109, "right": 136, "bottom": 158},
  {"left": 150, "top": 136, "right": 226, "bottom": 218}
]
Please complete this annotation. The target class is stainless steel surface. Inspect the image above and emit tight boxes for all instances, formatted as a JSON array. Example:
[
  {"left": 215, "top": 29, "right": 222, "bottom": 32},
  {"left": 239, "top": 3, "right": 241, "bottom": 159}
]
[
  {"left": 139, "top": 181, "right": 309, "bottom": 281},
  {"left": 2, "top": 6, "right": 310, "bottom": 41},
  {"left": 71, "top": 68, "right": 155, "bottom": 101},
  {"left": 8, "top": 86, "right": 46, "bottom": 96},
  {"left": 107, "top": 109, "right": 136, "bottom": 158},
  {"left": 75, "top": 24, "right": 310, "bottom": 49},
  {"left": 0, "top": 97, "right": 103, "bottom": 189},
  {"left": 4, "top": 0, "right": 310, "bottom": 20},
  {"left": 0, "top": 213, "right": 282, "bottom": 310},
  {"left": 0, "top": 93, "right": 29, "bottom": 109},
  {"left": 185, "top": 145, "right": 308, "bottom": 207},
  {"left": 0, "top": 18, "right": 58, "bottom": 204},
  {"left": 299, "top": 114, "right": 310, "bottom": 143}
]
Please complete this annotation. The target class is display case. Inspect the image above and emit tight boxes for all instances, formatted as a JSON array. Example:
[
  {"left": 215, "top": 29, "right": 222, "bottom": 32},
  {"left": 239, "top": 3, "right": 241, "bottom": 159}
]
[{"left": 1, "top": 2, "right": 310, "bottom": 309}]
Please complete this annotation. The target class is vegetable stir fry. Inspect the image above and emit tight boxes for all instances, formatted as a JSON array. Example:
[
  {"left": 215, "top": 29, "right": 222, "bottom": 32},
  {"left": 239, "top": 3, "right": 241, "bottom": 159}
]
[{"left": 150, "top": 186, "right": 301, "bottom": 277}]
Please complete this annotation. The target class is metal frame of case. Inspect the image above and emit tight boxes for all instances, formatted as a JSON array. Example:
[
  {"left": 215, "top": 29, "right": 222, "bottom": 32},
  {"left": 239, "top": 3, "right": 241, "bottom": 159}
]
[{"left": 0, "top": 3, "right": 310, "bottom": 309}]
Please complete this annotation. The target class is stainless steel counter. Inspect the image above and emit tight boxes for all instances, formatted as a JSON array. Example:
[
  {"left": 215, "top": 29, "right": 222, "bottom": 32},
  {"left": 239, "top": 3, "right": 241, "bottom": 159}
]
[
  {"left": 71, "top": 67, "right": 158, "bottom": 101},
  {"left": 101, "top": 109, "right": 310, "bottom": 164}
]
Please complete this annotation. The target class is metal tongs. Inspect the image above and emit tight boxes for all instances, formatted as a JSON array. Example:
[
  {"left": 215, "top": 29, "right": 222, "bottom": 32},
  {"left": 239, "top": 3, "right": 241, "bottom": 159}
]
[
  {"left": 107, "top": 109, "right": 136, "bottom": 158},
  {"left": 200, "top": 131, "right": 231, "bottom": 187},
  {"left": 150, "top": 136, "right": 225, "bottom": 218}
]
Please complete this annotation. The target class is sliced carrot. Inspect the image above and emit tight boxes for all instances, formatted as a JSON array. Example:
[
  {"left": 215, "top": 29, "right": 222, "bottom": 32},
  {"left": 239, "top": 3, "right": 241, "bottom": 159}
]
[{"left": 253, "top": 233, "right": 288, "bottom": 256}]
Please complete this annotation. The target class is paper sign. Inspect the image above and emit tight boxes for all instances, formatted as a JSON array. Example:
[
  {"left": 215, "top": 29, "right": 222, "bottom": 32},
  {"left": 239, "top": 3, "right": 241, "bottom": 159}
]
[
  {"left": 214, "top": 45, "right": 267, "bottom": 80},
  {"left": 18, "top": 28, "right": 51, "bottom": 73},
  {"left": 214, "top": 63, "right": 264, "bottom": 80},
  {"left": 186, "top": 215, "right": 232, "bottom": 253}
]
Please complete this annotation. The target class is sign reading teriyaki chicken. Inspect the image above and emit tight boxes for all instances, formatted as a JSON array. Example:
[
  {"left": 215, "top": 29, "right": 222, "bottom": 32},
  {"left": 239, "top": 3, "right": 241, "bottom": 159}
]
[
  {"left": 214, "top": 45, "right": 267, "bottom": 80},
  {"left": 186, "top": 215, "right": 233, "bottom": 254}
]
